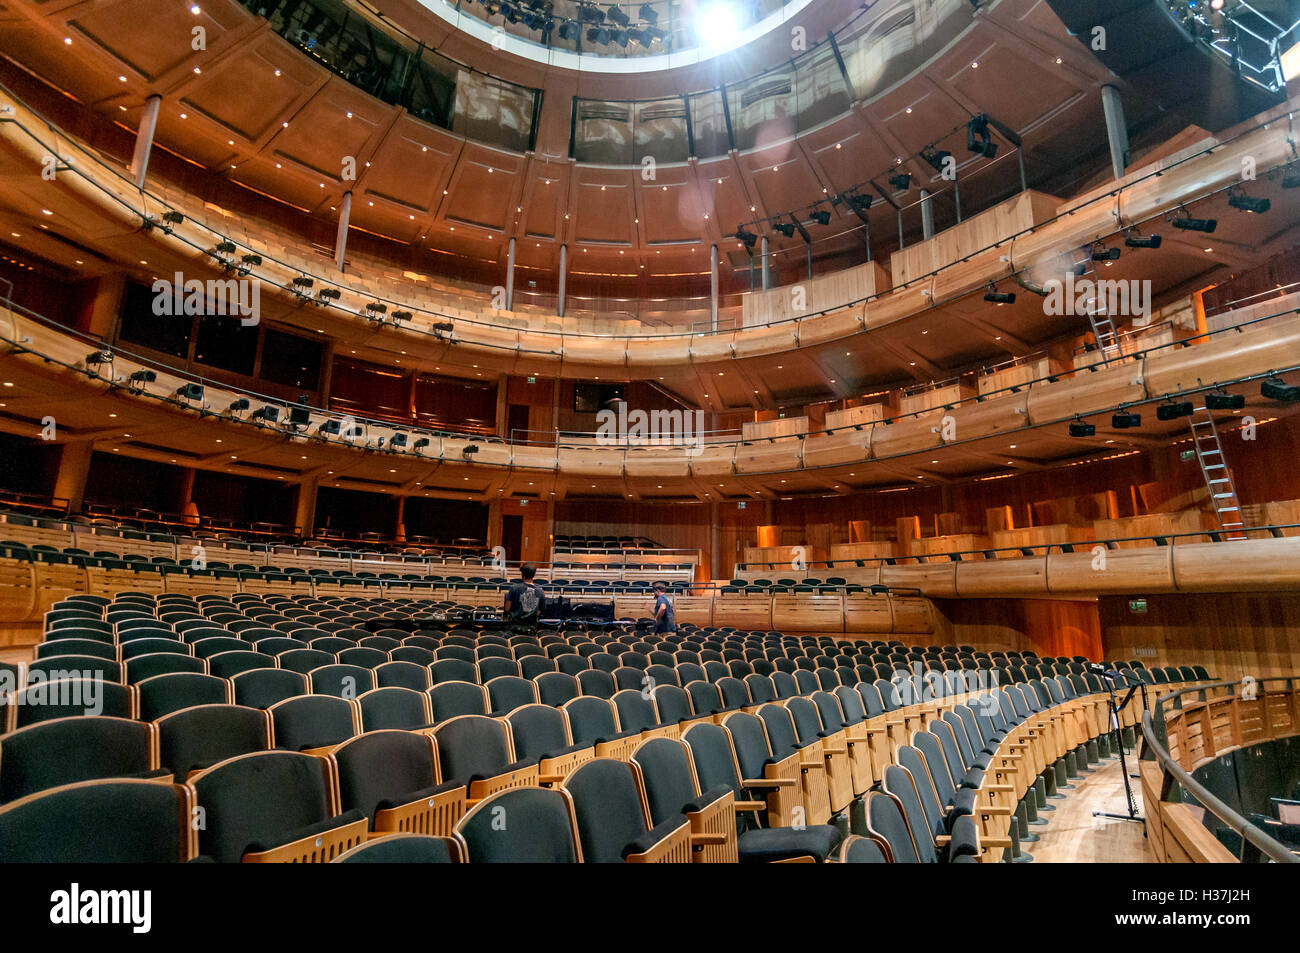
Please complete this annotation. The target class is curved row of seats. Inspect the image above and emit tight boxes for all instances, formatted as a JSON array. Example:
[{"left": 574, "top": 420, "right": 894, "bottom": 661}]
[{"left": 0, "top": 588, "right": 1206, "bottom": 861}]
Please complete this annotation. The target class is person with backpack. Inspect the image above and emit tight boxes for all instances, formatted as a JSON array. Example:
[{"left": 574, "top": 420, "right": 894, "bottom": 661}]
[{"left": 504, "top": 562, "right": 546, "bottom": 632}]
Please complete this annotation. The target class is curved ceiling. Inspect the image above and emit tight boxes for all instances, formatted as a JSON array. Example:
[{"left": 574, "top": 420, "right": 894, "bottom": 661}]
[{"left": 0, "top": 0, "right": 1161, "bottom": 285}]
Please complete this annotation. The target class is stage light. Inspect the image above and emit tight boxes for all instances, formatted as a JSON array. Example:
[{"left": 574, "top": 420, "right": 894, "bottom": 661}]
[
  {"left": 638, "top": 3, "right": 657, "bottom": 22},
  {"left": 288, "top": 406, "right": 311, "bottom": 427},
  {"left": 608, "top": 29, "right": 629, "bottom": 47},
  {"left": 1112, "top": 412, "right": 1141, "bottom": 428},
  {"left": 734, "top": 226, "right": 757, "bottom": 249},
  {"left": 292, "top": 276, "right": 314, "bottom": 289},
  {"left": 318, "top": 288, "right": 340, "bottom": 301},
  {"left": 128, "top": 370, "right": 156, "bottom": 384},
  {"left": 1124, "top": 232, "right": 1161, "bottom": 249},
  {"left": 1171, "top": 212, "right": 1216, "bottom": 233},
  {"left": 1069, "top": 421, "right": 1095, "bottom": 437},
  {"left": 586, "top": 26, "right": 610, "bottom": 43},
  {"left": 390, "top": 433, "right": 409, "bottom": 449},
  {"left": 241, "top": 253, "right": 262, "bottom": 267},
  {"left": 888, "top": 172, "right": 911, "bottom": 191},
  {"left": 162, "top": 211, "right": 184, "bottom": 225},
  {"left": 432, "top": 321, "right": 454, "bottom": 332},
  {"left": 318, "top": 419, "right": 340, "bottom": 435},
  {"left": 392, "top": 310, "right": 412, "bottom": 323},
  {"left": 462, "top": 445, "right": 480, "bottom": 459},
  {"left": 1262, "top": 376, "right": 1300, "bottom": 402},
  {"left": 1228, "top": 190, "right": 1270, "bottom": 214},
  {"left": 1205, "top": 392, "right": 1245, "bottom": 411},
  {"left": 606, "top": 4, "right": 629, "bottom": 26},
  {"left": 772, "top": 222, "right": 795, "bottom": 238},
  {"left": 580, "top": 4, "right": 605, "bottom": 22},
  {"left": 966, "top": 114, "right": 997, "bottom": 158},
  {"left": 85, "top": 350, "right": 112, "bottom": 366},
  {"left": 412, "top": 437, "right": 430, "bottom": 450},
  {"left": 177, "top": 383, "right": 204, "bottom": 401},
  {"left": 983, "top": 288, "right": 1015, "bottom": 305},
  {"left": 808, "top": 209, "right": 831, "bottom": 226},
  {"left": 558, "top": 19, "right": 579, "bottom": 40},
  {"left": 251, "top": 406, "right": 280, "bottom": 423},
  {"left": 921, "top": 146, "right": 952, "bottom": 174},
  {"left": 1091, "top": 244, "right": 1121, "bottom": 262},
  {"left": 1283, "top": 164, "right": 1300, "bottom": 189},
  {"left": 228, "top": 397, "right": 249, "bottom": 411},
  {"left": 365, "top": 302, "right": 387, "bottom": 315},
  {"left": 215, "top": 240, "right": 236, "bottom": 254},
  {"left": 1156, "top": 401, "right": 1194, "bottom": 420}
]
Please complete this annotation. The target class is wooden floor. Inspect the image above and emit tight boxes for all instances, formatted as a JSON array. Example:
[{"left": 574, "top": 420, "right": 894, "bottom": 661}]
[{"left": 1029, "top": 751, "right": 1155, "bottom": 863}]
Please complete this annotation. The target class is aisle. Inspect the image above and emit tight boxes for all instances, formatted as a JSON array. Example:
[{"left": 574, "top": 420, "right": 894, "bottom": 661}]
[{"left": 1029, "top": 753, "right": 1155, "bottom": 863}]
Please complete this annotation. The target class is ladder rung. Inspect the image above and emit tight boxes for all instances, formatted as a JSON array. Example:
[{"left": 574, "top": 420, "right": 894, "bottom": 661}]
[
  {"left": 1204, "top": 464, "right": 1226, "bottom": 470},
  {"left": 1208, "top": 479, "right": 1231, "bottom": 484},
  {"left": 1212, "top": 493, "right": 1235, "bottom": 499},
  {"left": 1217, "top": 507, "right": 1240, "bottom": 513}
]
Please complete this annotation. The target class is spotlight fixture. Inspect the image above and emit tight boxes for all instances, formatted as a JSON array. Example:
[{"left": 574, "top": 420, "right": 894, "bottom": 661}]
[
  {"left": 84, "top": 350, "right": 112, "bottom": 366},
  {"left": 1170, "top": 210, "right": 1216, "bottom": 233},
  {"left": 579, "top": 4, "right": 605, "bottom": 23},
  {"left": 162, "top": 211, "right": 184, "bottom": 225},
  {"left": 920, "top": 146, "right": 952, "bottom": 174},
  {"left": 1228, "top": 189, "right": 1270, "bottom": 214},
  {"left": 586, "top": 26, "right": 610, "bottom": 44},
  {"left": 412, "top": 437, "right": 430, "bottom": 450},
  {"left": 1091, "top": 243, "right": 1121, "bottom": 262},
  {"left": 966, "top": 114, "right": 997, "bottom": 159},
  {"left": 318, "top": 287, "right": 341, "bottom": 301},
  {"left": 365, "top": 302, "right": 388, "bottom": 315},
  {"left": 228, "top": 397, "right": 250, "bottom": 412},
  {"left": 432, "top": 321, "right": 454, "bottom": 333},
  {"left": 292, "top": 276, "right": 315, "bottom": 289},
  {"left": 608, "top": 29, "right": 629, "bottom": 47},
  {"left": 1069, "top": 421, "right": 1096, "bottom": 437},
  {"left": 1124, "top": 231, "right": 1162, "bottom": 249},
  {"left": 288, "top": 405, "right": 311, "bottom": 427},
  {"left": 241, "top": 253, "right": 262, "bottom": 267},
  {"left": 772, "top": 222, "right": 795, "bottom": 238},
  {"left": 176, "top": 383, "right": 204, "bottom": 401},
  {"left": 845, "top": 192, "right": 872, "bottom": 214},
  {"left": 557, "top": 18, "right": 579, "bottom": 40},
  {"left": 1156, "top": 401, "right": 1194, "bottom": 420},
  {"left": 983, "top": 284, "right": 1015, "bottom": 305},
  {"left": 462, "top": 445, "right": 480, "bottom": 459},
  {"left": 638, "top": 3, "right": 657, "bottom": 23},
  {"left": 1112, "top": 411, "right": 1141, "bottom": 428},
  {"left": 606, "top": 4, "right": 629, "bottom": 26},
  {"left": 251, "top": 405, "right": 280, "bottom": 423},
  {"left": 1262, "top": 376, "right": 1300, "bottom": 402},
  {"left": 128, "top": 370, "right": 157, "bottom": 384},
  {"left": 390, "top": 433, "right": 409, "bottom": 449},
  {"left": 1206, "top": 392, "right": 1245, "bottom": 411},
  {"left": 318, "top": 419, "right": 340, "bottom": 436},
  {"left": 734, "top": 226, "right": 758, "bottom": 249},
  {"left": 808, "top": 209, "right": 831, "bottom": 226},
  {"left": 889, "top": 172, "right": 911, "bottom": 191},
  {"left": 392, "top": 310, "right": 412, "bottom": 323},
  {"left": 214, "top": 241, "right": 236, "bottom": 255},
  {"left": 1282, "top": 164, "right": 1300, "bottom": 189}
]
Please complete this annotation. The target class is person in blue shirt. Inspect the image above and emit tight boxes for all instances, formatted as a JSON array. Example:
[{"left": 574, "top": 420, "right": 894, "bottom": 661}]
[{"left": 651, "top": 582, "right": 676, "bottom": 634}]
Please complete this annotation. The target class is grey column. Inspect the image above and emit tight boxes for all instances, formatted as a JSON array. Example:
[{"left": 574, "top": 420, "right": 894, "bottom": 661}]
[
  {"left": 557, "top": 243, "right": 567, "bottom": 318},
  {"left": 334, "top": 190, "right": 352, "bottom": 272},
  {"left": 1101, "top": 84, "right": 1130, "bottom": 180},
  {"left": 709, "top": 243, "right": 719, "bottom": 331},
  {"left": 760, "top": 236, "right": 771, "bottom": 290},
  {"left": 920, "top": 189, "right": 935, "bottom": 240},
  {"left": 505, "top": 237, "right": 516, "bottom": 311},
  {"left": 130, "top": 95, "right": 162, "bottom": 188}
]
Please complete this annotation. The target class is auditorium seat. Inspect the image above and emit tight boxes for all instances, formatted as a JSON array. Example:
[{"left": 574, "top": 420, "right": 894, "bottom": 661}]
[
  {"left": 333, "top": 834, "right": 462, "bottom": 863},
  {"left": 561, "top": 758, "right": 692, "bottom": 862},
  {"left": 329, "top": 730, "right": 465, "bottom": 836},
  {"left": 453, "top": 787, "right": 581, "bottom": 863},
  {"left": 155, "top": 704, "right": 272, "bottom": 780}
]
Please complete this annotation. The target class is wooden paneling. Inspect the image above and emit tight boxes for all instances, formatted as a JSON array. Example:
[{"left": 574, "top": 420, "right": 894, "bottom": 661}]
[
  {"left": 1098, "top": 592, "right": 1300, "bottom": 681},
  {"left": 931, "top": 597, "right": 1103, "bottom": 660},
  {"left": 740, "top": 261, "right": 887, "bottom": 326}
]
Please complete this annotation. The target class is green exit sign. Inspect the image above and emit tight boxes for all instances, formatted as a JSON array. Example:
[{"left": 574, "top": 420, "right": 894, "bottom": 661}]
[
  {"left": 1180, "top": 449, "right": 1196, "bottom": 462},
  {"left": 1129, "top": 599, "right": 1148, "bottom": 614}
]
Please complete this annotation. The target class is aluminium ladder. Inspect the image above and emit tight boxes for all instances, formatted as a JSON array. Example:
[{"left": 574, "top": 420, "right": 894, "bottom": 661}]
[{"left": 1188, "top": 403, "right": 1247, "bottom": 540}]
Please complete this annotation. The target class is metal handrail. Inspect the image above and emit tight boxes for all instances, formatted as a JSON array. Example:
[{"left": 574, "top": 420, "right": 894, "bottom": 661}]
[{"left": 1140, "top": 677, "right": 1300, "bottom": 864}]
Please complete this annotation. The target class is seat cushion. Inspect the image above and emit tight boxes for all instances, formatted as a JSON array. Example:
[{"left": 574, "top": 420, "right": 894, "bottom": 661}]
[{"left": 737, "top": 824, "right": 842, "bottom": 863}]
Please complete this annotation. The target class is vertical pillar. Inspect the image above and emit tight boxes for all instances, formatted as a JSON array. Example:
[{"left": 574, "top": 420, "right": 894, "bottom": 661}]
[
  {"left": 393, "top": 495, "right": 406, "bottom": 542},
  {"left": 53, "top": 441, "right": 95, "bottom": 515},
  {"left": 293, "top": 479, "right": 319, "bottom": 538},
  {"left": 760, "top": 236, "right": 771, "bottom": 290},
  {"left": 335, "top": 190, "right": 353, "bottom": 272},
  {"left": 709, "top": 500, "right": 720, "bottom": 581},
  {"left": 176, "top": 467, "right": 196, "bottom": 524},
  {"left": 920, "top": 189, "right": 935, "bottom": 240},
  {"left": 557, "top": 243, "right": 567, "bottom": 318},
  {"left": 129, "top": 94, "right": 162, "bottom": 189},
  {"left": 505, "top": 237, "right": 516, "bottom": 311},
  {"left": 85, "top": 274, "right": 127, "bottom": 340},
  {"left": 1101, "top": 85, "right": 1130, "bottom": 180},
  {"left": 709, "top": 243, "right": 719, "bottom": 331}
]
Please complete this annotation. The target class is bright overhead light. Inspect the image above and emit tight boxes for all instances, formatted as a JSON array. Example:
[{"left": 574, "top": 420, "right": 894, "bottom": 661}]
[{"left": 695, "top": 4, "right": 736, "bottom": 45}]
